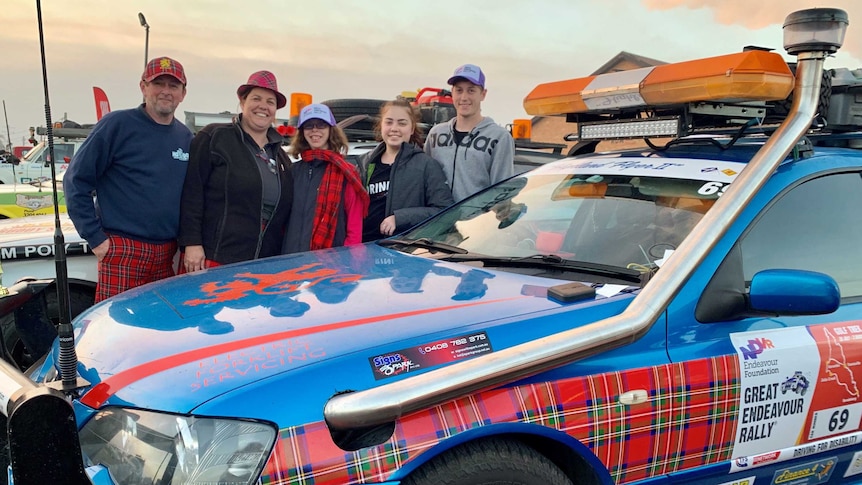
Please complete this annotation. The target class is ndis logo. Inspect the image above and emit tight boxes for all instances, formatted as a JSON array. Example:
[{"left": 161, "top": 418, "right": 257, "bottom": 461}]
[{"left": 739, "top": 337, "right": 774, "bottom": 360}]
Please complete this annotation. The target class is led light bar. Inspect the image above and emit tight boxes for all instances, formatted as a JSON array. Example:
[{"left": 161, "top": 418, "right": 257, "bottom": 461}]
[
  {"left": 523, "top": 50, "right": 794, "bottom": 116},
  {"left": 579, "top": 117, "right": 680, "bottom": 140}
]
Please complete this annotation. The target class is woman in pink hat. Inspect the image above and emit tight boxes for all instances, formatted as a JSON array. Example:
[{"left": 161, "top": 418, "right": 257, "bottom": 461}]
[
  {"left": 282, "top": 103, "right": 369, "bottom": 253},
  {"left": 178, "top": 70, "right": 294, "bottom": 271}
]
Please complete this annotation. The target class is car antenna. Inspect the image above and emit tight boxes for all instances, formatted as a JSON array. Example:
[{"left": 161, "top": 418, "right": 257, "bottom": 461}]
[
  {"left": 2, "top": 100, "right": 12, "bottom": 154},
  {"left": 35, "top": 0, "right": 80, "bottom": 392}
]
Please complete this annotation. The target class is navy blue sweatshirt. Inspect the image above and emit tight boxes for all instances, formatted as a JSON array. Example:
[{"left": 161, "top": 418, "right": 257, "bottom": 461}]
[{"left": 65, "top": 106, "right": 192, "bottom": 247}]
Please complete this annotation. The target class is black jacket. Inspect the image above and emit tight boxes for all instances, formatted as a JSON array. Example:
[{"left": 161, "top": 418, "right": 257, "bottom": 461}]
[
  {"left": 359, "top": 142, "right": 454, "bottom": 235},
  {"left": 179, "top": 121, "right": 293, "bottom": 264},
  {"left": 282, "top": 157, "right": 353, "bottom": 254}
]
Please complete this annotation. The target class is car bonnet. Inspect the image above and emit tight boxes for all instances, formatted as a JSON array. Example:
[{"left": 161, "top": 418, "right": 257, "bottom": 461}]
[{"left": 70, "top": 244, "right": 625, "bottom": 412}]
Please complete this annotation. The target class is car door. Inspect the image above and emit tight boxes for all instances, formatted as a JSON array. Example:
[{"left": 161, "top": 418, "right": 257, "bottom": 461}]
[{"left": 664, "top": 169, "right": 862, "bottom": 483}]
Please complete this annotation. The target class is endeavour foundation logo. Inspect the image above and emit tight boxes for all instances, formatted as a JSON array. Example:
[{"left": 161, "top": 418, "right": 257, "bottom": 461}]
[{"left": 739, "top": 337, "right": 775, "bottom": 360}]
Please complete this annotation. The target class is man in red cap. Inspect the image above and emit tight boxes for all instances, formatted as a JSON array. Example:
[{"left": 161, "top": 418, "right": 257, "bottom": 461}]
[{"left": 65, "top": 56, "right": 193, "bottom": 302}]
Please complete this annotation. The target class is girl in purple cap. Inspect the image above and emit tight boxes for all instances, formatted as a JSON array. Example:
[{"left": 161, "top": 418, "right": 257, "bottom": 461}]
[
  {"left": 178, "top": 70, "right": 294, "bottom": 272},
  {"left": 283, "top": 103, "right": 369, "bottom": 253}
]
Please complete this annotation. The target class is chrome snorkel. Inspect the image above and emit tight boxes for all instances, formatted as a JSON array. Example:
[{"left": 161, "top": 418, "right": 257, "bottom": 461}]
[{"left": 324, "top": 8, "right": 849, "bottom": 433}]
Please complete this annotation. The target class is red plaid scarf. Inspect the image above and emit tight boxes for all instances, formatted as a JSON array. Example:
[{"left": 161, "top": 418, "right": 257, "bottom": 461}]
[{"left": 302, "top": 149, "right": 369, "bottom": 250}]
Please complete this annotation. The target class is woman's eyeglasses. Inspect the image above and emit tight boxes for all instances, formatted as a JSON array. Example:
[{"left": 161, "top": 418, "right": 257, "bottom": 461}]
[{"left": 303, "top": 120, "right": 330, "bottom": 131}]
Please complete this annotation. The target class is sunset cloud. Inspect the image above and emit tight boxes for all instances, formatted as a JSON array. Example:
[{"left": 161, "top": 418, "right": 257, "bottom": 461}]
[{"left": 642, "top": 0, "right": 862, "bottom": 59}]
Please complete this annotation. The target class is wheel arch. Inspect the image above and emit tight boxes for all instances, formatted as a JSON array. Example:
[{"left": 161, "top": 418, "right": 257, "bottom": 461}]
[{"left": 388, "top": 422, "right": 612, "bottom": 485}]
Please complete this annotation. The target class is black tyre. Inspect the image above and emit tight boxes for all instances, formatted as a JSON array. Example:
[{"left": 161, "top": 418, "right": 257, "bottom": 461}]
[
  {"left": 770, "top": 65, "right": 832, "bottom": 122},
  {"left": 401, "top": 438, "right": 573, "bottom": 485},
  {"left": 322, "top": 98, "right": 386, "bottom": 133},
  {"left": 0, "top": 285, "right": 94, "bottom": 370}
]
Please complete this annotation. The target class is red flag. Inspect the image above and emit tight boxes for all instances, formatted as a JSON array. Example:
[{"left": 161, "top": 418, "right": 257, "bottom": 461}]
[{"left": 93, "top": 87, "right": 111, "bottom": 121}]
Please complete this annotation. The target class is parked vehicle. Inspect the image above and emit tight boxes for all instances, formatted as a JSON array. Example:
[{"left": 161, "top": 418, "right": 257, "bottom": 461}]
[
  {"left": 0, "top": 178, "right": 66, "bottom": 219},
  {"left": 0, "top": 127, "right": 88, "bottom": 185},
  {"left": 1, "top": 8, "right": 860, "bottom": 485},
  {"left": 11, "top": 146, "right": 31, "bottom": 159},
  {"left": 0, "top": 212, "right": 95, "bottom": 368}
]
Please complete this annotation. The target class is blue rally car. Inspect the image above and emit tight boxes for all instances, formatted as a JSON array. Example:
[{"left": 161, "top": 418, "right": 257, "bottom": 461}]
[{"left": 4, "top": 7, "right": 862, "bottom": 485}]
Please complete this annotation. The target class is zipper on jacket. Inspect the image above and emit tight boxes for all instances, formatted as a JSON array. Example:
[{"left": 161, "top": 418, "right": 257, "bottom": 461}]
[{"left": 255, "top": 148, "right": 283, "bottom": 259}]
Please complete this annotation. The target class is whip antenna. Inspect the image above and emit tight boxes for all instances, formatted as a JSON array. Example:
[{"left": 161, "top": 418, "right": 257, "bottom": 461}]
[{"left": 35, "top": 0, "right": 78, "bottom": 389}]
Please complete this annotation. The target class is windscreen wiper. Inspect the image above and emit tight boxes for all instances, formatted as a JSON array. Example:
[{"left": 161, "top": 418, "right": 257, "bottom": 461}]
[
  {"left": 377, "top": 237, "right": 468, "bottom": 254},
  {"left": 442, "top": 253, "right": 643, "bottom": 283}
]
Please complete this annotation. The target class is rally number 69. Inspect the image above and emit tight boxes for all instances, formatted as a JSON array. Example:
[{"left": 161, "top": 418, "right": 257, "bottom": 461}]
[
  {"left": 829, "top": 409, "right": 850, "bottom": 432},
  {"left": 697, "top": 181, "right": 728, "bottom": 197}
]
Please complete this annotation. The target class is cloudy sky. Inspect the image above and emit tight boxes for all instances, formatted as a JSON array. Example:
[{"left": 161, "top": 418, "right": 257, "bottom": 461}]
[{"left": 3, "top": 0, "right": 861, "bottom": 147}]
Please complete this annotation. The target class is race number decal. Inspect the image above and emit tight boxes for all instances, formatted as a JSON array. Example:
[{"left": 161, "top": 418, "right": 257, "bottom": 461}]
[{"left": 809, "top": 403, "right": 862, "bottom": 441}]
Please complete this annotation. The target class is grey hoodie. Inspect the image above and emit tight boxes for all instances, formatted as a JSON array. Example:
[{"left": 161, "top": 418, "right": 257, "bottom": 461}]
[{"left": 424, "top": 116, "right": 514, "bottom": 201}]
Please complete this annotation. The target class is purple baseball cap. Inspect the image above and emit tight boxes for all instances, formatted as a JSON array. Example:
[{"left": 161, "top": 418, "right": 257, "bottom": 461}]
[
  {"left": 299, "top": 103, "right": 337, "bottom": 127},
  {"left": 447, "top": 64, "right": 485, "bottom": 88}
]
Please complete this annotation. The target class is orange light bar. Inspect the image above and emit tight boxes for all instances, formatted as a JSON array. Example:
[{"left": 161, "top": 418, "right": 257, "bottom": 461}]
[{"left": 523, "top": 50, "right": 794, "bottom": 116}]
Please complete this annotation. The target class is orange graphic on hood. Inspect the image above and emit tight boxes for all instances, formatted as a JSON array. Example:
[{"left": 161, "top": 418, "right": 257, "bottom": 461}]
[{"left": 184, "top": 263, "right": 363, "bottom": 306}]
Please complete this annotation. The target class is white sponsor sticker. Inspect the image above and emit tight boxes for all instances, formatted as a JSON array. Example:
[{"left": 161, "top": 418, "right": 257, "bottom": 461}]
[
  {"left": 844, "top": 450, "right": 862, "bottom": 478},
  {"left": 731, "top": 327, "right": 820, "bottom": 458},
  {"left": 532, "top": 157, "right": 745, "bottom": 182}
]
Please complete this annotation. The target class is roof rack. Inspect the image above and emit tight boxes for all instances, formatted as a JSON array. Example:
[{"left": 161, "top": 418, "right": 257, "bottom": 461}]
[
  {"left": 514, "top": 139, "right": 567, "bottom": 154},
  {"left": 35, "top": 127, "right": 91, "bottom": 139},
  {"left": 523, "top": 49, "right": 862, "bottom": 144}
]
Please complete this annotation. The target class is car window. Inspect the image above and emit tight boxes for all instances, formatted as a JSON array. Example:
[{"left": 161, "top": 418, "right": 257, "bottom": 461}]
[
  {"left": 403, "top": 170, "right": 720, "bottom": 270},
  {"left": 740, "top": 172, "right": 862, "bottom": 297},
  {"left": 28, "top": 143, "right": 75, "bottom": 164},
  {"left": 51, "top": 144, "right": 75, "bottom": 163}
]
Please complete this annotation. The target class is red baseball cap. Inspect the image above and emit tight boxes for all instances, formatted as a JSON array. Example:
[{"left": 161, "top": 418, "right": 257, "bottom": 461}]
[{"left": 142, "top": 56, "right": 186, "bottom": 85}]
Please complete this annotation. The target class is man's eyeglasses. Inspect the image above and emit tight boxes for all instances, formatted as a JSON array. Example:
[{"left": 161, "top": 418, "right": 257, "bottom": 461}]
[{"left": 303, "top": 120, "right": 330, "bottom": 131}]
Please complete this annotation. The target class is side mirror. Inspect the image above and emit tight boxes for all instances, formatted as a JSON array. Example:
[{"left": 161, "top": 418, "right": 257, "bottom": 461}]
[{"left": 749, "top": 269, "right": 840, "bottom": 315}]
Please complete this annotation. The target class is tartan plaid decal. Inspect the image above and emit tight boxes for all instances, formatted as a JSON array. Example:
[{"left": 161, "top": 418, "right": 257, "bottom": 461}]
[{"left": 258, "top": 355, "right": 740, "bottom": 484}]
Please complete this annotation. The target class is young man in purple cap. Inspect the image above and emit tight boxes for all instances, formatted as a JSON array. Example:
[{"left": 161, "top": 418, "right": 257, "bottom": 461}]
[
  {"left": 424, "top": 63, "right": 514, "bottom": 202},
  {"left": 65, "top": 56, "right": 193, "bottom": 302}
]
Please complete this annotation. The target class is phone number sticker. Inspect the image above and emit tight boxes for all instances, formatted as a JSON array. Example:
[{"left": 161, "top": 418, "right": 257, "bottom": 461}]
[
  {"left": 809, "top": 402, "right": 862, "bottom": 441},
  {"left": 368, "top": 331, "right": 493, "bottom": 380}
]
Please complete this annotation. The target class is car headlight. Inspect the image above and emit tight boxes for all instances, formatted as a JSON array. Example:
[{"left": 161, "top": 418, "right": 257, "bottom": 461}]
[{"left": 79, "top": 407, "right": 276, "bottom": 485}]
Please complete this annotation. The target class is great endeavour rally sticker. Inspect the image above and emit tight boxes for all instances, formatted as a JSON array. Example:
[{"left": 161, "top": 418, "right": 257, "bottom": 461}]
[
  {"left": 729, "top": 323, "right": 862, "bottom": 464},
  {"left": 369, "top": 331, "right": 493, "bottom": 380}
]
